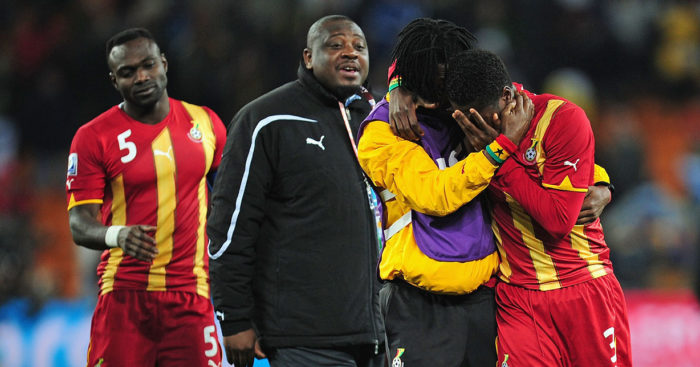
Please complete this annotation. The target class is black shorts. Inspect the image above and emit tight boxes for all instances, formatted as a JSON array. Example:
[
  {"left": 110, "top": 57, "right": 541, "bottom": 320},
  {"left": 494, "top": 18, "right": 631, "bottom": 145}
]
[
  {"left": 267, "top": 344, "right": 385, "bottom": 367},
  {"left": 380, "top": 280, "right": 496, "bottom": 367}
]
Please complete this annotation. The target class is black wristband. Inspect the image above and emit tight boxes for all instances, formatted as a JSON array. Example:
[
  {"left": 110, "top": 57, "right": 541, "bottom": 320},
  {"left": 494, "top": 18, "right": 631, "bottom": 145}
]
[{"left": 595, "top": 181, "right": 615, "bottom": 198}]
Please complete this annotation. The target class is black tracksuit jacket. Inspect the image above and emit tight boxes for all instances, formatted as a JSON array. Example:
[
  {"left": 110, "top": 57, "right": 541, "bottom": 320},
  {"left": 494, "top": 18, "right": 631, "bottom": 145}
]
[{"left": 207, "top": 65, "right": 384, "bottom": 350}]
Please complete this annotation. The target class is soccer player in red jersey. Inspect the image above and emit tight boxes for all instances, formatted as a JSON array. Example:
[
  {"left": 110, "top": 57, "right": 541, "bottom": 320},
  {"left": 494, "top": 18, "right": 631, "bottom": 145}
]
[
  {"left": 66, "top": 28, "right": 225, "bottom": 366},
  {"left": 446, "top": 50, "right": 631, "bottom": 367}
]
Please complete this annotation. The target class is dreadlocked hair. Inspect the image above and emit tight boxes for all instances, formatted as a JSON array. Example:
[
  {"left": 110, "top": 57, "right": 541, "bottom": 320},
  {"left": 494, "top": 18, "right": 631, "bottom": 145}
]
[
  {"left": 390, "top": 18, "right": 477, "bottom": 103},
  {"left": 446, "top": 49, "right": 512, "bottom": 111}
]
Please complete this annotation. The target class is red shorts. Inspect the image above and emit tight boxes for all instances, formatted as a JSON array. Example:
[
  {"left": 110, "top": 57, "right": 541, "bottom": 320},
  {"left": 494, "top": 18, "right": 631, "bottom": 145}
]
[
  {"left": 86, "top": 290, "right": 222, "bottom": 367},
  {"left": 496, "top": 274, "right": 631, "bottom": 367}
]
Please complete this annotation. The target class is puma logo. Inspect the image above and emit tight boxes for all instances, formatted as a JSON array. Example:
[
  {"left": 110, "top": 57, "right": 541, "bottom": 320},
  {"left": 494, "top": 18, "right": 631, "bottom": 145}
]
[
  {"left": 306, "top": 135, "right": 325, "bottom": 150},
  {"left": 215, "top": 311, "right": 224, "bottom": 320},
  {"left": 153, "top": 146, "right": 173, "bottom": 161},
  {"left": 66, "top": 178, "right": 75, "bottom": 190},
  {"left": 564, "top": 159, "right": 580, "bottom": 171}
]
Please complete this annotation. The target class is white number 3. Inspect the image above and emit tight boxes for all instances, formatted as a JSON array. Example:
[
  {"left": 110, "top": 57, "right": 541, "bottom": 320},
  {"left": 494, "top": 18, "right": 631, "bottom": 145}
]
[
  {"left": 203, "top": 325, "right": 218, "bottom": 358},
  {"left": 603, "top": 327, "right": 617, "bottom": 364},
  {"left": 117, "top": 129, "right": 137, "bottom": 163}
]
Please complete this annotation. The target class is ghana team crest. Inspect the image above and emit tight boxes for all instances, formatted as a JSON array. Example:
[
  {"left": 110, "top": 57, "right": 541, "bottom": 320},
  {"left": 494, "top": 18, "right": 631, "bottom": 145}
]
[
  {"left": 188, "top": 123, "right": 203, "bottom": 142},
  {"left": 392, "top": 348, "right": 405, "bottom": 367},
  {"left": 523, "top": 139, "right": 539, "bottom": 164}
]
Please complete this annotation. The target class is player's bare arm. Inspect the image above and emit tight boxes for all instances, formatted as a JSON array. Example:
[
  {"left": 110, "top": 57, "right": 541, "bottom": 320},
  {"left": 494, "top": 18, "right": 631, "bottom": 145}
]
[
  {"left": 69, "top": 204, "right": 158, "bottom": 262},
  {"left": 388, "top": 86, "right": 436, "bottom": 141}
]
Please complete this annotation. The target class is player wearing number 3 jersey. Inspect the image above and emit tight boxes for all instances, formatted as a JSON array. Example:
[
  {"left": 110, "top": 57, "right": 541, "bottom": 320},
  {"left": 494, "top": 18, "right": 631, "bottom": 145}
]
[
  {"left": 446, "top": 50, "right": 631, "bottom": 367},
  {"left": 66, "top": 28, "right": 225, "bottom": 366}
]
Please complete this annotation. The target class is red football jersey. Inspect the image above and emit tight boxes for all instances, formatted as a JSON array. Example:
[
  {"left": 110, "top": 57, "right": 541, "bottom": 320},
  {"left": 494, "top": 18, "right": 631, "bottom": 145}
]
[
  {"left": 66, "top": 98, "right": 226, "bottom": 297},
  {"left": 488, "top": 85, "right": 613, "bottom": 291}
]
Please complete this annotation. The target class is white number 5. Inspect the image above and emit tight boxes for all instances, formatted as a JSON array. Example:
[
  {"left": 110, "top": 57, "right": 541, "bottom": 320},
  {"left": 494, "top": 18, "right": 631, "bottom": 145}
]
[
  {"left": 203, "top": 325, "right": 218, "bottom": 358},
  {"left": 117, "top": 129, "right": 137, "bottom": 163}
]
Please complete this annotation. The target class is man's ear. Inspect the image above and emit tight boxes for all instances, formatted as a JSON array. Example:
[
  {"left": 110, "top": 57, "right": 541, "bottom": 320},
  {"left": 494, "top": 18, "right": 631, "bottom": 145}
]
[
  {"left": 109, "top": 72, "right": 117, "bottom": 90},
  {"left": 161, "top": 53, "right": 168, "bottom": 73},
  {"left": 502, "top": 85, "right": 515, "bottom": 103},
  {"left": 302, "top": 48, "right": 312, "bottom": 69}
]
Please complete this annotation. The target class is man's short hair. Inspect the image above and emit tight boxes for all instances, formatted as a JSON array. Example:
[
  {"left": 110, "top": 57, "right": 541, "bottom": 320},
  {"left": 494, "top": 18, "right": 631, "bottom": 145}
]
[
  {"left": 446, "top": 49, "right": 512, "bottom": 111},
  {"left": 306, "top": 15, "right": 355, "bottom": 48},
  {"left": 105, "top": 28, "right": 158, "bottom": 64}
]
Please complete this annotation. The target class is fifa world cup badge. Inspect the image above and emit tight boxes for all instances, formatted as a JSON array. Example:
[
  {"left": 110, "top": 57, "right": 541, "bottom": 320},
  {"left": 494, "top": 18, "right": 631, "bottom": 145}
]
[
  {"left": 188, "top": 124, "right": 203, "bottom": 142},
  {"left": 392, "top": 348, "right": 405, "bottom": 367},
  {"left": 523, "top": 139, "right": 538, "bottom": 163},
  {"left": 67, "top": 153, "right": 78, "bottom": 176}
]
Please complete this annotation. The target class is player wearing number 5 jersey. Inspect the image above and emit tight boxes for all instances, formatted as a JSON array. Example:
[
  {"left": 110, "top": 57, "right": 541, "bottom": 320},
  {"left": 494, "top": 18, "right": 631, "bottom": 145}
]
[
  {"left": 66, "top": 28, "right": 225, "bottom": 366},
  {"left": 446, "top": 50, "right": 631, "bottom": 367}
]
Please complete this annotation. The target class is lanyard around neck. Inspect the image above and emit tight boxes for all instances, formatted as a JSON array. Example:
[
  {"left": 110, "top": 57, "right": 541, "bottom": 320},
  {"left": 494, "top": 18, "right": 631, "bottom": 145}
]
[{"left": 338, "top": 101, "right": 359, "bottom": 158}]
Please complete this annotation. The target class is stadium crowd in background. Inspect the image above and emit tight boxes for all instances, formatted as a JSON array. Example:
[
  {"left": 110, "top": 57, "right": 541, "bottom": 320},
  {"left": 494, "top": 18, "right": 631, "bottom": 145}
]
[{"left": 0, "top": 0, "right": 698, "bottom": 310}]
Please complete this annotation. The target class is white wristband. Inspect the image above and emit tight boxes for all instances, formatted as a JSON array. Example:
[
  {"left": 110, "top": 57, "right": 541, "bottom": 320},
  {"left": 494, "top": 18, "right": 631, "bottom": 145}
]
[{"left": 105, "top": 226, "right": 126, "bottom": 248}]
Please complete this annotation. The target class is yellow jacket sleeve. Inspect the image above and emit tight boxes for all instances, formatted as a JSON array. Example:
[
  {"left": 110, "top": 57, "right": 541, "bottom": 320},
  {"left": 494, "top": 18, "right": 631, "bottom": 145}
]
[{"left": 358, "top": 120, "right": 499, "bottom": 216}]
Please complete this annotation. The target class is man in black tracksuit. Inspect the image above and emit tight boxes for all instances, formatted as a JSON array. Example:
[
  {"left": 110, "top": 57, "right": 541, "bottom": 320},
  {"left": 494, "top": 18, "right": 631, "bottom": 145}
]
[{"left": 207, "top": 15, "right": 384, "bottom": 367}]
